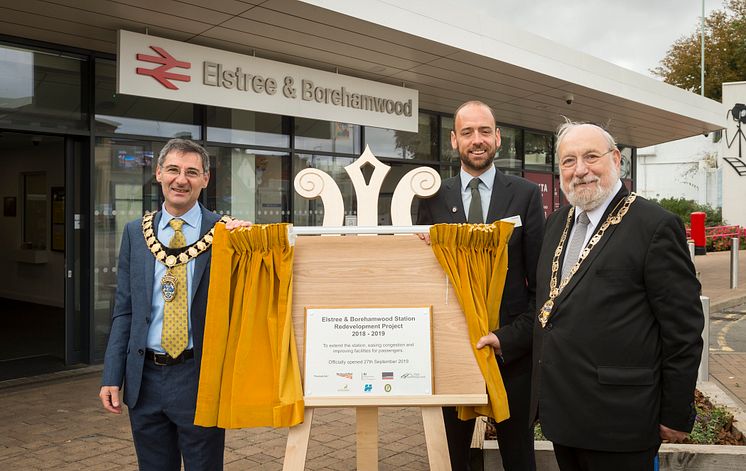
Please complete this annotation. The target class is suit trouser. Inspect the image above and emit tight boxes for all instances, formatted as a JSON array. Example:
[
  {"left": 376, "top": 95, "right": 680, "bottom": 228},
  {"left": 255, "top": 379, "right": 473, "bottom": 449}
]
[
  {"left": 128, "top": 356, "right": 225, "bottom": 471},
  {"left": 553, "top": 443, "right": 660, "bottom": 471},
  {"left": 443, "top": 359, "right": 536, "bottom": 471}
]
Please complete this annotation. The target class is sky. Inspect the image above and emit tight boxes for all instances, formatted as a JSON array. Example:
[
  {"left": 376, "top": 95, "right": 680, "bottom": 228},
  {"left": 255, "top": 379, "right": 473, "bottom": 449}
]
[{"left": 478, "top": 0, "right": 723, "bottom": 77}]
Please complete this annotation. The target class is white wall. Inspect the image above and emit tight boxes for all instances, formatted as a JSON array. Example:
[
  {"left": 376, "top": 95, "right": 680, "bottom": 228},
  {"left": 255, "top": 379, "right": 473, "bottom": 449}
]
[
  {"left": 0, "top": 138, "right": 65, "bottom": 307},
  {"left": 636, "top": 135, "right": 721, "bottom": 208},
  {"left": 721, "top": 82, "right": 746, "bottom": 227}
]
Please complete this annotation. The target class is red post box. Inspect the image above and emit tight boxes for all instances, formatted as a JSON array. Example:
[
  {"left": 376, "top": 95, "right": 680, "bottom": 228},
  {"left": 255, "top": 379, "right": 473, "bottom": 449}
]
[{"left": 690, "top": 212, "right": 706, "bottom": 255}]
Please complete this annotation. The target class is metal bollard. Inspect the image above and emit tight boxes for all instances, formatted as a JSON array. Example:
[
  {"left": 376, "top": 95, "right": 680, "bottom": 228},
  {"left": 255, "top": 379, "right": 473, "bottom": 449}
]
[
  {"left": 688, "top": 240, "right": 696, "bottom": 263},
  {"left": 731, "top": 237, "right": 739, "bottom": 289},
  {"left": 688, "top": 241, "right": 701, "bottom": 286},
  {"left": 698, "top": 296, "right": 710, "bottom": 382}
]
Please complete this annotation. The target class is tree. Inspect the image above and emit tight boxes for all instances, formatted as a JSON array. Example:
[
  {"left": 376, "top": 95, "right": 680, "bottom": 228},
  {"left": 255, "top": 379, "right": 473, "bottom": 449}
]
[{"left": 652, "top": 0, "right": 746, "bottom": 102}]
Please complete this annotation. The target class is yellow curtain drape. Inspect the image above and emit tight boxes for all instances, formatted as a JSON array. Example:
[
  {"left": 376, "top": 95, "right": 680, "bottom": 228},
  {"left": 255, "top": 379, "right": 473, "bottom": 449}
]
[
  {"left": 195, "top": 223, "right": 304, "bottom": 428},
  {"left": 429, "top": 222, "right": 514, "bottom": 422}
]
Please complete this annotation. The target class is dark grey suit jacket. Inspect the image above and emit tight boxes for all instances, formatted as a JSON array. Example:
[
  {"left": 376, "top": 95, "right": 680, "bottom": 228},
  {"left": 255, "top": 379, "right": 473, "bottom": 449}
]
[
  {"left": 530, "top": 187, "right": 703, "bottom": 451},
  {"left": 101, "top": 204, "right": 221, "bottom": 407},
  {"left": 417, "top": 169, "right": 544, "bottom": 367}
]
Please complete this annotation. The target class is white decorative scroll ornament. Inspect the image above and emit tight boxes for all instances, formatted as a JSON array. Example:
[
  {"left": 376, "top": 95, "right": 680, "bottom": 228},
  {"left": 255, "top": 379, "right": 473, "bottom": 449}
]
[
  {"left": 344, "top": 145, "right": 391, "bottom": 226},
  {"left": 391, "top": 166, "right": 441, "bottom": 226},
  {"left": 293, "top": 146, "right": 441, "bottom": 227},
  {"left": 293, "top": 168, "right": 345, "bottom": 226}
]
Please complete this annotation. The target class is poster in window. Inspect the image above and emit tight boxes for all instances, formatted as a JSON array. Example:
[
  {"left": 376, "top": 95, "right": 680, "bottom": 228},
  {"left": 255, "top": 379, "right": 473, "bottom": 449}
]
[{"left": 523, "top": 172, "right": 553, "bottom": 218}]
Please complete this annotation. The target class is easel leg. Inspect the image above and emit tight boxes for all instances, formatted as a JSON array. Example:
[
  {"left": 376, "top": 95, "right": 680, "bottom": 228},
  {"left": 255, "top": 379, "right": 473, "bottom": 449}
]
[
  {"left": 356, "top": 407, "right": 379, "bottom": 471},
  {"left": 283, "top": 407, "right": 314, "bottom": 471},
  {"left": 421, "top": 406, "right": 452, "bottom": 471}
]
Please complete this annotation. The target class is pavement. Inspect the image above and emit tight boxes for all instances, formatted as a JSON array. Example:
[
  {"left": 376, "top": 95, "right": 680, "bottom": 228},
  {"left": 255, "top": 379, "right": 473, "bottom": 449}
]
[
  {"left": 696, "top": 249, "right": 746, "bottom": 409},
  {"left": 0, "top": 249, "right": 745, "bottom": 470}
]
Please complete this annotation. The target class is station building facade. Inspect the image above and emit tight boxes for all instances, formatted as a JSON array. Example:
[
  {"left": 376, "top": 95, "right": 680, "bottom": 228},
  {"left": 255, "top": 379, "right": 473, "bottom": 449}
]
[{"left": 0, "top": 0, "right": 724, "bottom": 374}]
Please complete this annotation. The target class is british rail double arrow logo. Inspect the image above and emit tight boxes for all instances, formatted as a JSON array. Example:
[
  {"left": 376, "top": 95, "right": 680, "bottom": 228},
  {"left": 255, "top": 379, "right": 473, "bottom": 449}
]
[{"left": 135, "top": 46, "right": 191, "bottom": 90}]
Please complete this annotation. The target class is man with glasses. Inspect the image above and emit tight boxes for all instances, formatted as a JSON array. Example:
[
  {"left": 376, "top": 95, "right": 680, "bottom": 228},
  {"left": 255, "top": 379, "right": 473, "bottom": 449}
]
[
  {"left": 99, "top": 138, "right": 250, "bottom": 470},
  {"left": 530, "top": 122, "right": 704, "bottom": 470},
  {"left": 418, "top": 100, "right": 544, "bottom": 471}
]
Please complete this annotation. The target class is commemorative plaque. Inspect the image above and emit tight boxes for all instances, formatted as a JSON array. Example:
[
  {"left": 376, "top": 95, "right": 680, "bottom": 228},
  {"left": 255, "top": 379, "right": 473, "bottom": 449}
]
[{"left": 304, "top": 307, "right": 432, "bottom": 397}]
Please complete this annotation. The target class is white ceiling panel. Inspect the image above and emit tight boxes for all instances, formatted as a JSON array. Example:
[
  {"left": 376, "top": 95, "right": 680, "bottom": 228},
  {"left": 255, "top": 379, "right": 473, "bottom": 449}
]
[
  {"left": 0, "top": 0, "right": 726, "bottom": 147},
  {"left": 260, "top": 0, "right": 463, "bottom": 57},
  {"left": 239, "top": 6, "right": 442, "bottom": 65},
  {"left": 41, "top": 0, "right": 216, "bottom": 35},
  {"left": 0, "top": 19, "right": 115, "bottom": 52},
  {"left": 390, "top": 65, "right": 552, "bottom": 97},
  {"left": 201, "top": 26, "right": 410, "bottom": 79},
  {"left": 219, "top": 16, "right": 423, "bottom": 71},
  {"left": 174, "top": 0, "right": 260, "bottom": 15},
  {"left": 110, "top": 0, "right": 237, "bottom": 26}
]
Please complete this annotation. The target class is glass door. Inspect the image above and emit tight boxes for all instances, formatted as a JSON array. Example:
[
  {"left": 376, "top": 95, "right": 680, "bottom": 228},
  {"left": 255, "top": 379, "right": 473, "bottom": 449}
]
[
  {"left": 0, "top": 132, "right": 66, "bottom": 379},
  {"left": 64, "top": 137, "right": 87, "bottom": 365}
]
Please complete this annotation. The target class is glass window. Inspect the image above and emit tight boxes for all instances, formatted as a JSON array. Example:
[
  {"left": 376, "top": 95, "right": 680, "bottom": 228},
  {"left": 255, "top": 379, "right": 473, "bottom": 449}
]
[
  {"left": 93, "top": 137, "right": 161, "bottom": 358},
  {"left": 292, "top": 153, "right": 355, "bottom": 226},
  {"left": 205, "top": 147, "right": 290, "bottom": 223},
  {"left": 379, "top": 162, "right": 438, "bottom": 225},
  {"left": 439, "top": 165, "right": 459, "bottom": 180},
  {"left": 496, "top": 126, "right": 521, "bottom": 169},
  {"left": 440, "top": 116, "right": 456, "bottom": 163},
  {"left": 206, "top": 107, "right": 289, "bottom": 148},
  {"left": 365, "top": 113, "right": 437, "bottom": 160},
  {"left": 22, "top": 172, "right": 47, "bottom": 250},
  {"left": 94, "top": 59, "right": 200, "bottom": 138},
  {"left": 294, "top": 118, "right": 360, "bottom": 154},
  {"left": 0, "top": 44, "right": 86, "bottom": 130},
  {"left": 524, "top": 132, "right": 552, "bottom": 171}
]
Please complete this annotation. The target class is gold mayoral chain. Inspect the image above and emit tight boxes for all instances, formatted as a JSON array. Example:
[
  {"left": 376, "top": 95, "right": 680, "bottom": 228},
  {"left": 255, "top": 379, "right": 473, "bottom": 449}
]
[
  {"left": 538, "top": 193, "right": 637, "bottom": 328},
  {"left": 141, "top": 211, "right": 234, "bottom": 302}
]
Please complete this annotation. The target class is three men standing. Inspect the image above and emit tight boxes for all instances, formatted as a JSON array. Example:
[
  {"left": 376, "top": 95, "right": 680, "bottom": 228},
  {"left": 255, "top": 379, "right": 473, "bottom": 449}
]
[{"left": 98, "top": 118, "right": 703, "bottom": 471}]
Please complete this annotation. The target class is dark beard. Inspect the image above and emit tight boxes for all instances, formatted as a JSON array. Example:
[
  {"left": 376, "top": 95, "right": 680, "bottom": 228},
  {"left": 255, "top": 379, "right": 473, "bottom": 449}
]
[{"left": 460, "top": 152, "right": 494, "bottom": 173}]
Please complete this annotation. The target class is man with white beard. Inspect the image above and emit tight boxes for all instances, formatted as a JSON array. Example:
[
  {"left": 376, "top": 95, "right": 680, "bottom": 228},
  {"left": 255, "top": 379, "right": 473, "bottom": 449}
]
[{"left": 528, "top": 122, "right": 704, "bottom": 471}]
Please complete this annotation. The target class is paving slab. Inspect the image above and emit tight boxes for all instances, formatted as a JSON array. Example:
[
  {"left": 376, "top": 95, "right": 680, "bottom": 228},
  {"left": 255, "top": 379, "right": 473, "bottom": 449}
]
[{"left": 0, "top": 248, "right": 744, "bottom": 469}]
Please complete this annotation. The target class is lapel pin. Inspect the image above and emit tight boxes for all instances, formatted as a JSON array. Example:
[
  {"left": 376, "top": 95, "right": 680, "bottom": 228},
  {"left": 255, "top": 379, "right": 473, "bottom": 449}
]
[{"left": 451, "top": 207, "right": 458, "bottom": 213}]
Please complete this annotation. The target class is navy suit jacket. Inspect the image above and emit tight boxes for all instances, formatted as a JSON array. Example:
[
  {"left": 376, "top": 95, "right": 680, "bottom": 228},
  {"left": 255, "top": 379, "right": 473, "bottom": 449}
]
[{"left": 101, "top": 204, "right": 221, "bottom": 407}]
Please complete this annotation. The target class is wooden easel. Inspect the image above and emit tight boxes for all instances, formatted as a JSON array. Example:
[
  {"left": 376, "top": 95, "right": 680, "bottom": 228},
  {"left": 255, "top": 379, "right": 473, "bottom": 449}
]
[{"left": 283, "top": 236, "right": 488, "bottom": 471}]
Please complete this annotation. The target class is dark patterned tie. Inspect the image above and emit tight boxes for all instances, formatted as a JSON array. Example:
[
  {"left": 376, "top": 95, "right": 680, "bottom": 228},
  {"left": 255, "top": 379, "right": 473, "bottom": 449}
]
[
  {"left": 162, "top": 218, "right": 188, "bottom": 358},
  {"left": 467, "top": 178, "right": 483, "bottom": 223},
  {"left": 562, "top": 211, "right": 590, "bottom": 280}
]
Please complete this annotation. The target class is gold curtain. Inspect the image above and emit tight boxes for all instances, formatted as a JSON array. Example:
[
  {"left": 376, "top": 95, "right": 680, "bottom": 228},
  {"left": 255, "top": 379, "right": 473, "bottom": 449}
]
[
  {"left": 429, "top": 222, "right": 514, "bottom": 422},
  {"left": 195, "top": 223, "right": 304, "bottom": 428}
]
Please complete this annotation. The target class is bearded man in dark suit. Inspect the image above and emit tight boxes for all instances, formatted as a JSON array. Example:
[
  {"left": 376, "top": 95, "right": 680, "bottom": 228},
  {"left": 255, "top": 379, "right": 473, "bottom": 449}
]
[
  {"left": 530, "top": 122, "right": 703, "bottom": 471},
  {"left": 418, "top": 100, "right": 545, "bottom": 471}
]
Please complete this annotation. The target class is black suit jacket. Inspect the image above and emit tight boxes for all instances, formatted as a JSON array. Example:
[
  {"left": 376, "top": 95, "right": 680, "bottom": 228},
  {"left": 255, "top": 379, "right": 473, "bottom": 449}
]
[
  {"left": 417, "top": 169, "right": 544, "bottom": 367},
  {"left": 530, "top": 187, "right": 703, "bottom": 452}
]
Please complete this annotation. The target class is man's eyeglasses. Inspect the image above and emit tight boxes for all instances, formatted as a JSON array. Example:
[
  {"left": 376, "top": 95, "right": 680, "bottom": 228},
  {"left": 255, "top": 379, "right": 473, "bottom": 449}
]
[
  {"left": 161, "top": 166, "right": 205, "bottom": 179},
  {"left": 559, "top": 149, "right": 614, "bottom": 169}
]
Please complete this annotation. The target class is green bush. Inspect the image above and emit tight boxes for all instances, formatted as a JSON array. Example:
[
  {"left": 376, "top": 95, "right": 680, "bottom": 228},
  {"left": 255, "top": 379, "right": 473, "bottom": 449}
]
[
  {"left": 652, "top": 197, "right": 723, "bottom": 226},
  {"left": 534, "top": 423, "right": 545, "bottom": 440},
  {"left": 533, "top": 406, "right": 733, "bottom": 444},
  {"left": 689, "top": 403, "right": 735, "bottom": 444}
]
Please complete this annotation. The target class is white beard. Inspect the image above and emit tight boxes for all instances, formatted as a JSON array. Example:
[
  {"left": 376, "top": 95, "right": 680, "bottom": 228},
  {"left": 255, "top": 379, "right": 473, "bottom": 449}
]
[{"left": 562, "top": 168, "right": 620, "bottom": 212}]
